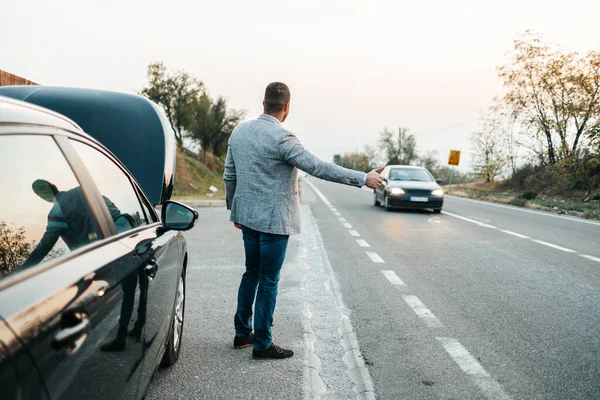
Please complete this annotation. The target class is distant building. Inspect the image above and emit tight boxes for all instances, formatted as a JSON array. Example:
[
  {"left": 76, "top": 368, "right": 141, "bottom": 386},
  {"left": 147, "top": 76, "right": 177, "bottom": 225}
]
[{"left": 0, "top": 70, "right": 38, "bottom": 86}]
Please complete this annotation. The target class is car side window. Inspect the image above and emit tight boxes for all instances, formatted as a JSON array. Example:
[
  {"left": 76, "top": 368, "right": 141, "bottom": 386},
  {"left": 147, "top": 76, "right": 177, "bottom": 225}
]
[
  {"left": 0, "top": 136, "right": 101, "bottom": 279},
  {"left": 70, "top": 141, "right": 148, "bottom": 234}
]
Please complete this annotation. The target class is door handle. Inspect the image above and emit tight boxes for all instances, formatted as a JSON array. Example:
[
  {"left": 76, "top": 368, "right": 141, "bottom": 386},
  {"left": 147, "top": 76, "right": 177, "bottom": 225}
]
[
  {"left": 145, "top": 259, "right": 158, "bottom": 279},
  {"left": 52, "top": 312, "right": 90, "bottom": 353}
]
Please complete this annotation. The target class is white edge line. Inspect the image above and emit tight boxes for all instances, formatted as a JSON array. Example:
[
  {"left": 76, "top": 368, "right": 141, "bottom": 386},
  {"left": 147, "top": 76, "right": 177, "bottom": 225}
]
[
  {"left": 581, "top": 254, "right": 600, "bottom": 263},
  {"left": 531, "top": 239, "right": 575, "bottom": 253},
  {"left": 447, "top": 195, "right": 600, "bottom": 227},
  {"left": 366, "top": 252, "right": 385, "bottom": 263},
  {"left": 381, "top": 270, "right": 406, "bottom": 286},
  {"left": 500, "top": 229, "right": 530, "bottom": 239}
]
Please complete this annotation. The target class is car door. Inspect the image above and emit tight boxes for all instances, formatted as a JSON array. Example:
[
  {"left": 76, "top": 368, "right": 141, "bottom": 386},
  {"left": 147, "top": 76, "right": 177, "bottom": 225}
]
[
  {"left": 0, "top": 317, "right": 49, "bottom": 400},
  {"left": 0, "top": 134, "right": 145, "bottom": 400},
  {"left": 68, "top": 139, "right": 183, "bottom": 392}
]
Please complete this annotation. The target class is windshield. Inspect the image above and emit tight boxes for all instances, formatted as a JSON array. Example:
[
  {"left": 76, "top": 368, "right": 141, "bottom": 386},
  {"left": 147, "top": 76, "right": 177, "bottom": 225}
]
[{"left": 388, "top": 168, "right": 433, "bottom": 182}]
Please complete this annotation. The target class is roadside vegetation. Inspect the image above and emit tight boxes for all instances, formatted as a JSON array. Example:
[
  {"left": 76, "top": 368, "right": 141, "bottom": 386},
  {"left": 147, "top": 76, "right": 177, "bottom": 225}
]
[
  {"left": 139, "top": 62, "right": 242, "bottom": 200},
  {"left": 334, "top": 31, "right": 600, "bottom": 218}
]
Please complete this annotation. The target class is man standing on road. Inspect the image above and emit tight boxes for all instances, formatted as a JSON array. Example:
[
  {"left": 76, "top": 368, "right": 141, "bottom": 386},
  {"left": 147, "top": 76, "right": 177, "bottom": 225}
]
[{"left": 223, "top": 82, "right": 384, "bottom": 359}]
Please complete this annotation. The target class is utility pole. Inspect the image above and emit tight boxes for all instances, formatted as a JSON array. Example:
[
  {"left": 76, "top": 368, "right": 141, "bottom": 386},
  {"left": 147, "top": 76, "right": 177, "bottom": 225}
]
[{"left": 398, "top": 127, "right": 405, "bottom": 164}]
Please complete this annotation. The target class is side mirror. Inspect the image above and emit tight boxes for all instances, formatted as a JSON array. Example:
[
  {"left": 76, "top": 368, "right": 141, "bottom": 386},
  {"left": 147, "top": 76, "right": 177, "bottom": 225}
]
[
  {"left": 435, "top": 178, "right": 443, "bottom": 184},
  {"left": 161, "top": 201, "right": 198, "bottom": 231}
]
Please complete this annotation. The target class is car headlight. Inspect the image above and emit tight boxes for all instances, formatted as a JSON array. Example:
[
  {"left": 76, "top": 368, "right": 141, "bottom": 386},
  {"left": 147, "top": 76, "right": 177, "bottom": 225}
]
[
  {"left": 431, "top": 189, "right": 444, "bottom": 196},
  {"left": 389, "top": 188, "right": 405, "bottom": 195}
]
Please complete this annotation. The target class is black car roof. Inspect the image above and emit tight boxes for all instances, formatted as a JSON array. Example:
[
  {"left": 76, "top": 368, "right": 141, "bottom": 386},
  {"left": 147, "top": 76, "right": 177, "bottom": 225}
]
[{"left": 0, "top": 86, "right": 176, "bottom": 205}]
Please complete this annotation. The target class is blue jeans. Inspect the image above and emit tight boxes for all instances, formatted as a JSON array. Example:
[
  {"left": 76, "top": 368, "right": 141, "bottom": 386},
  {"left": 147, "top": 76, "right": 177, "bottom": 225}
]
[{"left": 234, "top": 226, "right": 289, "bottom": 351}]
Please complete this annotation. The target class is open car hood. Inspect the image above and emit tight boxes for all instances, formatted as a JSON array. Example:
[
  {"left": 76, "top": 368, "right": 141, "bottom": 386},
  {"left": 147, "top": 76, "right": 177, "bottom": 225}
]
[{"left": 0, "top": 86, "right": 176, "bottom": 205}]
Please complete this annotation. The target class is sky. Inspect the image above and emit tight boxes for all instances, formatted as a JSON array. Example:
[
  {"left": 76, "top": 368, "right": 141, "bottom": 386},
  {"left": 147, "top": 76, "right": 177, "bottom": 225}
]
[{"left": 2, "top": 0, "right": 600, "bottom": 170}]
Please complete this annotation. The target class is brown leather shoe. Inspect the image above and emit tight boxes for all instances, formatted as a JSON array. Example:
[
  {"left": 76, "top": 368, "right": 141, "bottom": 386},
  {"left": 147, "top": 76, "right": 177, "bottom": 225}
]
[
  {"left": 252, "top": 344, "right": 294, "bottom": 359},
  {"left": 233, "top": 333, "right": 254, "bottom": 349}
]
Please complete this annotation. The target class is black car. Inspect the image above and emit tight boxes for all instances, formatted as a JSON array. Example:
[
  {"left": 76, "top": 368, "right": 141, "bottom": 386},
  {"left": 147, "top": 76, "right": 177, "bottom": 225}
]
[
  {"left": 374, "top": 165, "right": 444, "bottom": 212},
  {"left": 0, "top": 88, "right": 198, "bottom": 400}
]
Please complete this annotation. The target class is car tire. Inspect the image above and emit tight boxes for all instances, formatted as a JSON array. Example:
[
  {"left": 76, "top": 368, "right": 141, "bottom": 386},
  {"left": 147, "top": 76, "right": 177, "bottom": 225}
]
[
  {"left": 161, "top": 270, "right": 186, "bottom": 367},
  {"left": 433, "top": 209, "right": 442, "bottom": 214},
  {"left": 384, "top": 195, "right": 391, "bottom": 211},
  {"left": 374, "top": 191, "right": 381, "bottom": 206}
]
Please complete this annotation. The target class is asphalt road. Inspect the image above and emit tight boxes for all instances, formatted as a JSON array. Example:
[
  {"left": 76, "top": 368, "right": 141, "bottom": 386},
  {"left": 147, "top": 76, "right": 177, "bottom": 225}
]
[{"left": 148, "top": 178, "right": 600, "bottom": 399}]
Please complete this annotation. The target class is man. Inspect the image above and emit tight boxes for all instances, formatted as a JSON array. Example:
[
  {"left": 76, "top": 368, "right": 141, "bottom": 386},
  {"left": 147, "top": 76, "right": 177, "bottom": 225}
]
[
  {"left": 223, "top": 82, "right": 384, "bottom": 359},
  {"left": 19, "top": 179, "right": 127, "bottom": 271}
]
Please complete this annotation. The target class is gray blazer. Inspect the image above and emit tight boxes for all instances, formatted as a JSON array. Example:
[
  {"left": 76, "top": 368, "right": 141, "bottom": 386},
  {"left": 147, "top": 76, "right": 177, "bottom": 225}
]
[{"left": 223, "top": 114, "right": 366, "bottom": 235}]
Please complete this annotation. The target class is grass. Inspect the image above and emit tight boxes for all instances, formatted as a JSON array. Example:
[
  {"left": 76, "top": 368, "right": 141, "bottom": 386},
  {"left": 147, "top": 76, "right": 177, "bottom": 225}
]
[
  {"left": 445, "top": 181, "right": 600, "bottom": 220},
  {"left": 171, "top": 147, "right": 226, "bottom": 200}
]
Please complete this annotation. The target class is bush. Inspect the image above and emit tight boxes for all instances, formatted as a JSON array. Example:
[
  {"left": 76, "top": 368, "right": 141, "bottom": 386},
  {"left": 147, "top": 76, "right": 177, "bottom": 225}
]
[{"left": 521, "top": 191, "right": 538, "bottom": 200}]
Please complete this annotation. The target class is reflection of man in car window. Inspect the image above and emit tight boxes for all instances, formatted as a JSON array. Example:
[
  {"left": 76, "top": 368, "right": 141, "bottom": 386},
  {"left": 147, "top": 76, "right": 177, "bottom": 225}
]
[{"left": 19, "top": 179, "right": 125, "bottom": 270}]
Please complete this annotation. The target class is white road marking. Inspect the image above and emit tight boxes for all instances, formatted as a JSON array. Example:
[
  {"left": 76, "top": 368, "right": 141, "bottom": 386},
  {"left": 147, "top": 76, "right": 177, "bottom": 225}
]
[
  {"left": 500, "top": 229, "right": 530, "bottom": 239},
  {"left": 339, "top": 217, "right": 347, "bottom": 223},
  {"left": 304, "top": 205, "right": 376, "bottom": 399},
  {"left": 342, "top": 222, "right": 353, "bottom": 229},
  {"left": 447, "top": 195, "right": 600, "bottom": 227},
  {"left": 442, "top": 211, "right": 497, "bottom": 228},
  {"left": 366, "top": 252, "right": 385, "bottom": 263},
  {"left": 381, "top": 270, "right": 406, "bottom": 286},
  {"left": 356, "top": 239, "right": 370, "bottom": 248},
  {"left": 402, "top": 295, "right": 443, "bottom": 328},
  {"left": 304, "top": 180, "right": 332, "bottom": 206},
  {"left": 437, "top": 337, "right": 511, "bottom": 400},
  {"left": 581, "top": 254, "right": 600, "bottom": 263},
  {"left": 330, "top": 207, "right": 337, "bottom": 212},
  {"left": 333, "top": 212, "right": 342, "bottom": 217},
  {"left": 349, "top": 230, "right": 360, "bottom": 237},
  {"left": 531, "top": 240, "right": 575, "bottom": 253}
]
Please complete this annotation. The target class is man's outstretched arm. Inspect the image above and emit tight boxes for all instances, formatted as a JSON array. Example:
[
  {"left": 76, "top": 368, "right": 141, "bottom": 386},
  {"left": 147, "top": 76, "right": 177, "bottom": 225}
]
[{"left": 279, "top": 131, "right": 384, "bottom": 189}]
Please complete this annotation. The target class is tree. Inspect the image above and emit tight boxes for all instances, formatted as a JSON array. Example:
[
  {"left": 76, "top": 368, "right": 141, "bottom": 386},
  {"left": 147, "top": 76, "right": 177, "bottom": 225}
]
[
  {"left": 498, "top": 31, "right": 600, "bottom": 164},
  {"left": 470, "top": 117, "right": 507, "bottom": 182},
  {"left": 139, "top": 62, "right": 203, "bottom": 147},
  {"left": 363, "top": 144, "right": 382, "bottom": 169},
  {"left": 378, "top": 127, "right": 418, "bottom": 164},
  {"left": 0, "top": 221, "right": 33, "bottom": 275},
  {"left": 379, "top": 127, "right": 400, "bottom": 164},
  {"left": 190, "top": 93, "right": 244, "bottom": 160},
  {"left": 419, "top": 150, "right": 439, "bottom": 172}
]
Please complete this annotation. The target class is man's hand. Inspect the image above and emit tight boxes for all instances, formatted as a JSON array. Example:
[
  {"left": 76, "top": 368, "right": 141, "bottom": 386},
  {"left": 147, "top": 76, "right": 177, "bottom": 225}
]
[
  {"left": 365, "top": 166, "right": 385, "bottom": 189},
  {"left": 234, "top": 222, "right": 242, "bottom": 229}
]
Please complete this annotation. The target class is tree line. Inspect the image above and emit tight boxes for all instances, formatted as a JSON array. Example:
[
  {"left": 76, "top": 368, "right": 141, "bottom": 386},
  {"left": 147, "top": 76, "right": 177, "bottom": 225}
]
[
  {"left": 333, "top": 127, "right": 474, "bottom": 185},
  {"left": 139, "top": 62, "right": 244, "bottom": 161},
  {"left": 471, "top": 31, "right": 600, "bottom": 193}
]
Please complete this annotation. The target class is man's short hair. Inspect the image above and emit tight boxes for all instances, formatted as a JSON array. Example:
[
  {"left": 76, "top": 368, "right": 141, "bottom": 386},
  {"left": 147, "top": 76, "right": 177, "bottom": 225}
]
[{"left": 264, "top": 82, "right": 290, "bottom": 113}]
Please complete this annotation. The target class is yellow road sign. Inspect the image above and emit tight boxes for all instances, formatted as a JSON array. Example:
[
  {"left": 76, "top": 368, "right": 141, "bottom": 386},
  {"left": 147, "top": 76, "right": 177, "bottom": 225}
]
[{"left": 448, "top": 150, "right": 461, "bottom": 166}]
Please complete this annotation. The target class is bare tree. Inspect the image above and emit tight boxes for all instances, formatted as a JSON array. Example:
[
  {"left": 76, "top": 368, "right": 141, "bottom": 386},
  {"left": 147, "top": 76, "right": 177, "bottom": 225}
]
[
  {"left": 498, "top": 31, "right": 600, "bottom": 164},
  {"left": 0, "top": 221, "right": 33, "bottom": 275},
  {"left": 470, "top": 117, "right": 507, "bottom": 182}
]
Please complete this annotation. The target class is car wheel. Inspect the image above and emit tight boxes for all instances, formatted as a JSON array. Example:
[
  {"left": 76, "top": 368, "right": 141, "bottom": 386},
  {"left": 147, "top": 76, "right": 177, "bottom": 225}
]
[
  {"left": 384, "top": 195, "right": 391, "bottom": 211},
  {"left": 161, "top": 270, "right": 186, "bottom": 367},
  {"left": 433, "top": 209, "right": 442, "bottom": 214},
  {"left": 374, "top": 191, "right": 381, "bottom": 206}
]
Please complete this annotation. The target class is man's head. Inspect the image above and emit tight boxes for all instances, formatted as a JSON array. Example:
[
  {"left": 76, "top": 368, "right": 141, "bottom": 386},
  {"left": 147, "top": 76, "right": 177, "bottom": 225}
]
[
  {"left": 263, "top": 82, "right": 291, "bottom": 122},
  {"left": 32, "top": 179, "right": 59, "bottom": 203}
]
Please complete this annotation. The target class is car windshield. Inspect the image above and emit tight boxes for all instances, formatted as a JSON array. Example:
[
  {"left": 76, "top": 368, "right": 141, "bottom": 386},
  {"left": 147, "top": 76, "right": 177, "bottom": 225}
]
[{"left": 388, "top": 168, "right": 432, "bottom": 182}]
